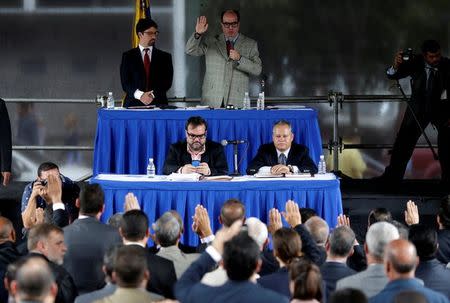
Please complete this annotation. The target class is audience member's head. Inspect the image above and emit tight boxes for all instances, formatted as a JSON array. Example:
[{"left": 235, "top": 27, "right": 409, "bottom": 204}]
[
  {"left": 327, "top": 226, "right": 355, "bottom": 258},
  {"left": 107, "top": 213, "right": 123, "bottom": 229},
  {"left": 365, "top": 222, "right": 399, "bottom": 262},
  {"left": 289, "top": 259, "right": 322, "bottom": 302},
  {"left": 273, "top": 227, "right": 302, "bottom": 266},
  {"left": 27, "top": 223, "right": 66, "bottom": 265},
  {"left": 0, "top": 216, "right": 16, "bottom": 244},
  {"left": 223, "top": 232, "right": 260, "bottom": 281},
  {"left": 219, "top": 199, "right": 245, "bottom": 227},
  {"left": 113, "top": 245, "right": 148, "bottom": 288},
  {"left": 120, "top": 210, "right": 149, "bottom": 242},
  {"left": 169, "top": 210, "right": 185, "bottom": 233},
  {"left": 368, "top": 208, "right": 392, "bottom": 227},
  {"left": 103, "top": 244, "right": 121, "bottom": 284},
  {"left": 78, "top": 184, "right": 104, "bottom": 216},
  {"left": 437, "top": 195, "right": 450, "bottom": 230},
  {"left": 153, "top": 211, "right": 182, "bottom": 247},
  {"left": 394, "top": 290, "right": 428, "bottom": 303},
  {"left": 12, "top": 257, "right": 57, "bottom": 302},
  {"left": 245, "top": 217, "right": 268, "bottom": 250},
  {"left": 300, "top": 208, "right": 317, "bottom": 223},
  {"left": 408, "top": 224, "right": 438, "bottom": 261},
  {"left": 37, "top": 162, "right": 59, "bottom": 179},
  {"left": 4, "top": 258, "right": 27, "bottom": 300},
  {"left": 304, "top": 216, "right": 329, "bottom": 246},
  {"left": 384, "top": 239, "right": 418, "bottom": 280},
  {"left": 391, "top": 220, "right": 409, "bottom": 239},
  {"left": 329, "top": 288, "right": 367, "bottom": 303}
]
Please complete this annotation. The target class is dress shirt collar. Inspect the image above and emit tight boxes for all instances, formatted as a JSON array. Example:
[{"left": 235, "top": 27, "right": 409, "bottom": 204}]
[
  {"left": 124, "top": 241, "right": 146, "bottom": 248},
  {"left": 276, "top": 147, "right": 291, "bottom": 159},
  {"left": 225, "top": 33, "right": 239, "bottom": 44},
  {"left": 138, "top": 44, "right": 153, "bottom": 60}
]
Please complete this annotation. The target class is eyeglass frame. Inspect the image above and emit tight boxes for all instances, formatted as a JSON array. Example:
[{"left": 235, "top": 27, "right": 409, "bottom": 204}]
[
  {"left": 221, "top": 21, "right": 239, "bottom": 29},
  {"left": 142, "top": 30, "right": 159, "bottom": 36},
  {"left": 186, "top": 132, "right": 207, "bottom": 140}
]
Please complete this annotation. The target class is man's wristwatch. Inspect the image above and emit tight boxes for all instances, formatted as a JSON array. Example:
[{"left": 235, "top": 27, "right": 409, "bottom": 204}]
[
  {"left": 288, "top": 165, "right": 294, "bottom": 174},
  {"left": 194, "top": 32, "right": 202, "bottom": 39}
]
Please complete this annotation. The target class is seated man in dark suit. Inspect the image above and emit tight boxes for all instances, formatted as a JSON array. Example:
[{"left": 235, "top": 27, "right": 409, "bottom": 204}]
[
  {"left": 247, "top": 120, "right": 317, "bottom": 175},
  {"left": 121, "top": 18, "right": 173, "bottom": 107},
  {"left": 409, "top": 224, "right": 450, "bottom": 298},
  {"left": 163, "top": 116, "right": 228, "bottom": 176},
  {"left": 175, "top": 222, "right": 289, "bottom": 303}
]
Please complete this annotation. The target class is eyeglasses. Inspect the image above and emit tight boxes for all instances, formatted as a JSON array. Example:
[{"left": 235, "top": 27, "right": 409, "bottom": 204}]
[
  {"left": 143, "top": 30, "right": 159, "bottom": 37},
  {"left": 221, "top": 22, "right": 239, "bottom": 29},
  {"left": 187, "top": 132, "right": 206, "bottom": 140}
]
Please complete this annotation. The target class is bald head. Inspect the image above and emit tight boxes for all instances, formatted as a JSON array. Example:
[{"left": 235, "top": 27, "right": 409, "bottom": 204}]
[
  {"left": 220, "top": 199, "right": 245, "bottom": 227},
  {"left": 0, "top": 216, "right": 15, "bottom": 243},
  {"left": 385, "top": 239, "right": 418, "bottom": 280},
  {"left": 304, "top": 216, "right": 329, "bottom": 246}
]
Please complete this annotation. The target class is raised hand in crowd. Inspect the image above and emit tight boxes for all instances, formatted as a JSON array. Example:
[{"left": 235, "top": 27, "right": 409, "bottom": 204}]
[
  {"left": 268, "top": 208, "right": 283, "bottom": 235},
  {"left": 404, "top": 200, "right": 419, "bottom": 226},
  {"left": 337, "top": 214, "right": 351, "bottom": 227},
  {"left": 195, "top": 16, "right": 208, "bottom": 35},
  {"left": 124, "top": 192, "right": 140, "bottom": 212},
  {"left": 41, "top": 174, "right": 62, "bottom": 204},
  {"left": 211, "top": 220, "right": 242, "bottom": 255},
  {"left": 191, "top": 204, "right": 212, "bottom": 238},
  {"left": 35, "top": 208, "right": 45, "bottom": 225},
  {"left": 282, "top": 200, "right": 302, "bottom": 227}
]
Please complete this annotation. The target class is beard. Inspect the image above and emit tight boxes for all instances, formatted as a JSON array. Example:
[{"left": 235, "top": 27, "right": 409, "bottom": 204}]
[{"left": 188, "top": 141, "right": 204, "bottom": 152}]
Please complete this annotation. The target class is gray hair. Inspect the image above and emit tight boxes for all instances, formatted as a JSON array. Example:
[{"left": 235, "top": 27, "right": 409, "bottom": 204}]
[
  {"left": 16, "top": 257, "right": 55, "bottom": 301},
  {"left": 246, "top": 217, "right": 268, "bottom": 250},
  {"left": 366, "top": 221, "right": 399, "bottom": 260},
  {"left": 329, "top": 226, "right": 355, "bottom": 257},
  {"left": 153, "top": 211, "right": 181, "bottom": 247},
  {"left": 304, "top": 216, "right": 329, "bottom": 246}
]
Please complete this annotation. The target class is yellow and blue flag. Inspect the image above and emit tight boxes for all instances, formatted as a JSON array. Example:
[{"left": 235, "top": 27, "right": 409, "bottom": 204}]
[{"left": 132, "top": 0, "right": 151, "bottom": 47}]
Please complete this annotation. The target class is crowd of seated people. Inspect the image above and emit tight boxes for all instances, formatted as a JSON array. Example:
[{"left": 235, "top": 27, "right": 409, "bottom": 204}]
[{"left": 1, "top": 167, "right": 450, "bottom": 303}]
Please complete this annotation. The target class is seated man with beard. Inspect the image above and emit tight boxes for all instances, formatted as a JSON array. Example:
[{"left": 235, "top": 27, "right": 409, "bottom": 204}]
[{"left": 163, "top": 116, "right": 228, "bottom": 176}]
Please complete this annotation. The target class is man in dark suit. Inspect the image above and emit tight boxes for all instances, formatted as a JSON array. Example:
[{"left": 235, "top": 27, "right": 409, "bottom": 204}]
[
  {"left": 120, "top": 18, "right": 173, "bottom": 107},
  {"left": 163, "top": 116, "right": 228, "bottom": 175},
  {"left": 437, "top": 195, "right": 450, "bottom": 264},
  {"left": 175, "top": 222, "right": 289, "bottom": 303},
  {"left": 63, "top": 184, "right": 122, "bottom": 294},
  {"left": 320, "top": 226, "right": 356, "bottom": 299},
  {"left": 27, "top": 223, "right": 78, "bottom": 303},
  {"left": 378, "top": 40, "right": 450, "bottom": 187},
  {"left": 119, "top": 209, "right": 177, "bottom": 298},
  {"left": 409, "top": 224, "right": 450, "bottom": 298},
  {"left": 0, "top": 98, "right": 12, "bottom": 187},
  {"left": 247, "top": 120, "right": 317, "bottom": 175},
  {"left": 369, "top": 239, "right": 448, "bottom": 303}
]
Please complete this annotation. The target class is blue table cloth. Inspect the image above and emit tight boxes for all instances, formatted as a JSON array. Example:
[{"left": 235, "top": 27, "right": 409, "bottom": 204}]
[
  {"left": 92, "top": 175, "right": 342, "bottom": 247},
  {"left": 93, "top": 109, "right": 322, "bottom": 176}
]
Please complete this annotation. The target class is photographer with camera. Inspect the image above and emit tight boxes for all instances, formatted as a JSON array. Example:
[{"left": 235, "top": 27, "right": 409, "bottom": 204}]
[
  {"left": 378, "top": 39, "right": 450, "bottom": 188},
  {"left": 21, "top": 162, "right": 80, "bottom": 231}
]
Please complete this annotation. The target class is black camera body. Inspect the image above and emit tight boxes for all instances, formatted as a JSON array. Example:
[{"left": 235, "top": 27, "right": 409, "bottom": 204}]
[{"left": 402, "top": 48, "right": 414, "bottom": 61}]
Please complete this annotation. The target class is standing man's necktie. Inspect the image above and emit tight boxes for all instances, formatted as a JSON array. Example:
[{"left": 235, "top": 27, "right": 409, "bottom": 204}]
[
  {"left": 226, "top": 40, "right": 233, "bottom": 57},
  {"left": 279, "top": 153, "right": 287, "bottom": 165},
  {"left": 144, "top": 48, "right": 151, "bottom": 91}
]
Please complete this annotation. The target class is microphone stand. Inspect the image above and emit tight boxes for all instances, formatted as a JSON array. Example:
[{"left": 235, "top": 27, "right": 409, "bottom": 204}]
[
  {"left": 396, "top": 79, "right": 438, "bottom": 160},
  {"left": 230, "top": 143, "right": 241, "bottom": 176}
]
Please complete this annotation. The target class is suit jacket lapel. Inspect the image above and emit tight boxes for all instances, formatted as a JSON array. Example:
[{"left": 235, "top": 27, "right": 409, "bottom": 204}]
[
  {"left": 133, "top": 47, "right": 146, "bottom": 76},
  {"left": 270, "top": 144, "right": 278, "bottom": 165},
  {"left": 215, "top": 35, "right": 228, "bottom": 60}
]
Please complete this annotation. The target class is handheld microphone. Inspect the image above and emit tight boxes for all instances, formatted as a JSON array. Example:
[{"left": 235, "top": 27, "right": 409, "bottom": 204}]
[{"left": 221, "top": 139, "right": 246, "bottom": 146}]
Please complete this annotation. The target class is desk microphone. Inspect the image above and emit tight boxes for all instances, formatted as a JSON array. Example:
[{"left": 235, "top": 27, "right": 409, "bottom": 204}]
[{"left": 221, "top": 139, "right": 246, "bottom": 146}]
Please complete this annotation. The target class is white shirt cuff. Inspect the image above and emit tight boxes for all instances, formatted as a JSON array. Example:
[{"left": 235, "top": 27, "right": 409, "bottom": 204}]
[
  {"left": 292, "top": 165, "right": 299, "bottom": 173},
  {"left": 257, "top": 166, "right": 271, "bottom": 174},
  {"left": 387, "top": 66, "right": 396, "bottom": 75},
  {"left": 52, "top": 203, "right": 65, "bottom": 211},
  {"left": 134, "top": 89, "right": 144, "bottom": 100},
  {"left": 201, "top": 234, "right": 215, "bottom": 244},
  {"left": 206, "top": 245, "right": 222, "bottom": 262}
]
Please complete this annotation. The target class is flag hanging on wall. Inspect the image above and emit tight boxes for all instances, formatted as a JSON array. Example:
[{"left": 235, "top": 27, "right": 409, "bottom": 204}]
[{"left": 132, "top": 0, "right": 152, "bottom": 47}]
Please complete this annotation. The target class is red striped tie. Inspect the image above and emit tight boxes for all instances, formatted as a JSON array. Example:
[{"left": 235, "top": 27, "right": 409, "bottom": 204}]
[{"left": 144, "top": 48, "right": 151, "bottom": 91}]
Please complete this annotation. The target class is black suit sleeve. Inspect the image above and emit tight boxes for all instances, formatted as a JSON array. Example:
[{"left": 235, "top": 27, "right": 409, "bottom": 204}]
[
  {"left": 0, "top": 99, "right": 12, "bottom": 172},
  {"left": 44, "top": 207, "right": 69, "bottom": 228},
  {"left": 163, "top": 144, "right": 183, "bottom": 175},
  {"left": 120, "top": 52, "right": 138, "bottom": 99},
  {"left": 174, "top": 252, "right": 216, "bottom": 302},
  {"left": 208, "top": 144, "right": 228, "bottom": 176},
  {"left": 152, "top": 52, "right": 173, "bottom": 100},
  {"left": 294, "top": 146, "right": 318, "bottom": 174},
  {"left": 246, "top": 145, "right": 270, "bottom": 175}
]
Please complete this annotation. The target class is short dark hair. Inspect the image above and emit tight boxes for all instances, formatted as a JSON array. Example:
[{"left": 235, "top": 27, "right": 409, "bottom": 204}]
[
  {"left": 37, "top": 162, "right": 59, "bottom": 177},
  {"left": 421, "top": 40, "right": 441, "bottom": 54},
  {"left": 121, "top": 210, "right": 149, "bottom": 241},
  {"left": 273, "top": 227, "right": 302, "bottom": 265},
  {"left": 329, "top": 288, "right": 367, "bottom": 303},
  {"left": 438, "top": 195, "right": 450, "bottom": 229},
  {"left": 79, "top": 184, "right": 104, "bottom": 215},
  {"left": 27, "top": 223, "right": 63, "bottom": 251},
  {"left": 329, "top": 226, "right": 355, "bottom": 257},
  {"left": 135, "top": 18, "right": 158, "bottom": 35},
  {"left": 220, "top": 198, "right": 245, "bottom": 227},
  {"left": 300, "top": 208, "right": 317, "bottom": 223},
  {"left": 289, "top": 259, "right": 323, "bottom": 302},
  {"left": 408, "top": 224, "right": 438, "bottom": 259},
  {"left": 221, "top": 9, "right": 240, "bottom": 22},
  {"left": 185, "top": 116, "right": 207, "bottom": 131},
  {"left": 114, "top": 245, "right": 147, "bottom": 287},
  {"left": 368, "top": 208, "right": 392, "bottom": 226},
  {"left": 223, "top": 232, "right": 260, "bottom": 281}
]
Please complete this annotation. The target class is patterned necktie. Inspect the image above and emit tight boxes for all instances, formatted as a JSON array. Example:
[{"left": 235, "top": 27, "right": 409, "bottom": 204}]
[
  {"left": 279, "top": 153, "right": 287, "bottom": 165},
  {"left": 226, "top": 40, "right": 233, "bottom": 57},
  {"left": 143, "top": 48, "right": 151, "bottom": 91}
]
